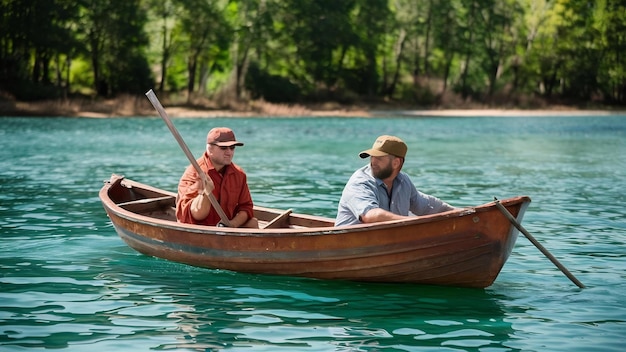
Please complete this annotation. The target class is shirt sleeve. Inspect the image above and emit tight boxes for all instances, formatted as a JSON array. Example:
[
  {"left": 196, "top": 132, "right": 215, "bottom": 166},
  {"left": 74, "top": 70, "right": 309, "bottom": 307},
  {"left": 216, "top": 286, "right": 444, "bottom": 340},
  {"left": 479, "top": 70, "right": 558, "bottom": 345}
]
[
  {"left": 176, "top": 163, "right": 202, "bottom": 224},
  {"left": 233, "top": 173, "right": 255, "bottom": 221},
  {"left": 409, "top": 188, "right": 456, "bottom": 215},
  {"left": 336, "top": 167, "right": 380, "bottom": 226},
  {"left": 347, "top": 180, "right": 380, "bottom": 221}
]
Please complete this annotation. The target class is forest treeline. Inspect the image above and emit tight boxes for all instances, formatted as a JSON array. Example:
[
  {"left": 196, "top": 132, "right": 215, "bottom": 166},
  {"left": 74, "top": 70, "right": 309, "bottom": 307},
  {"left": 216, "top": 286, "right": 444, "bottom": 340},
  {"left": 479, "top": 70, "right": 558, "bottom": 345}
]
[{"left": 1, "top": 0, "right": 625, "bottom": 107}]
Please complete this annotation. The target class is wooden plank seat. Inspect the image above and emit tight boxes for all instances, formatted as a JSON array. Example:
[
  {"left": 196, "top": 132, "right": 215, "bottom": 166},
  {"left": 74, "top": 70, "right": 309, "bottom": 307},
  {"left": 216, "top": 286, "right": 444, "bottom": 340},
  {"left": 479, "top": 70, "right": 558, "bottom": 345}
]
[
  {"left": 263, "top": 208, "right": 293, "bottom": 229},
  {"left": 118, "top": 196, "right": 176, "bottom": 213}
]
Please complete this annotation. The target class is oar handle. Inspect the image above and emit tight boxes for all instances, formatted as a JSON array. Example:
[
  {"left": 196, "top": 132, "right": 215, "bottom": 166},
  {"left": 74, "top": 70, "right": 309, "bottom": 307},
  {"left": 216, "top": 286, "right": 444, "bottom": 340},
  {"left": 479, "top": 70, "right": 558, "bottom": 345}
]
[
  {"left": 494, "top": 198, "right": 584, "bottom": 288},
  {"left": 145, "top": 89, "right": 232, "bottom": 227}
]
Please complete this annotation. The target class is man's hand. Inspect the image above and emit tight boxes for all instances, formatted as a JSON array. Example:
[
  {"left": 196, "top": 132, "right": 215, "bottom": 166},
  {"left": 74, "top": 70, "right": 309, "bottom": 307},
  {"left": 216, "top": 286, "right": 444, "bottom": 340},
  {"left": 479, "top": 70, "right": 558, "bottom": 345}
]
[
  {"left": 192, "top": 175, "right": 214, "bottom": 197},
  {"left": 190, "top": 175, "right": 214, "bottom": 221}
]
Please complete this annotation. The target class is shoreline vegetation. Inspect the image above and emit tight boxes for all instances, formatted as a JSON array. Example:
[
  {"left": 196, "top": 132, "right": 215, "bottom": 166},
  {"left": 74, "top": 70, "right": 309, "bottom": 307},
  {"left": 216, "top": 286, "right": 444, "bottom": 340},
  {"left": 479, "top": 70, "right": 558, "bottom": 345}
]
[{"left": 1, "top": 95, "right": 625, "bottom": 118}]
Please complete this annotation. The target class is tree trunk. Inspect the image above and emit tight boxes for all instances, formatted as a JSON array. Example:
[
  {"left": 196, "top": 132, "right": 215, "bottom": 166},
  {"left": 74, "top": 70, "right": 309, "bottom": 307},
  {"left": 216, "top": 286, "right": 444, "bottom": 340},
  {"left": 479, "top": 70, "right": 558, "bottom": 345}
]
[
  {"left": 423, "top": 0, "right": 433, "bottom": 78},
  {"left": 159, "top": 12, "right": 170, "bottom": 93},
  {"left": 187, "top": 54, "right": 198, "bottom": 102},
  {"left": 384, "top": 29, "right": 406, "bottom": 97},
  {"left": 460, "top": 2, "right": 477, "bottom": 99},
  {"left": 199, "top": 59, "right": 208, "bottom": 95},
  {"left": 235, "top": 41, "right": 250, "bottom": 100}
]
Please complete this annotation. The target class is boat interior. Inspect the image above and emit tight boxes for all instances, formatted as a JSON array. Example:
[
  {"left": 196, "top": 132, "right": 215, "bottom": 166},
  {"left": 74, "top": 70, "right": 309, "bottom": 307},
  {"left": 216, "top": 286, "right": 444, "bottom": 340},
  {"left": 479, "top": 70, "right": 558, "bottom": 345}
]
[{"left": 108, "top": 176, "right": 336, "bottom": 229}]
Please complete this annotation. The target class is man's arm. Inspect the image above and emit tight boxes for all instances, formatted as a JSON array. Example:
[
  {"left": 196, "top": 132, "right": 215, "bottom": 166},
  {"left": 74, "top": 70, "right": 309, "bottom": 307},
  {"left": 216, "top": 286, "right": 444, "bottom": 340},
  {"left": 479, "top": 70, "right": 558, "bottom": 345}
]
[
  {"left": 190, "top": 191, "right": 211, "bottom": 221},
  {"left": 410, "top": 187, "right": 456, "bottom": 216},
  {"left": 228, "top": 211, "right": 250, "bottom": 228},
  {"left": 360, "top": 207, "right": 409, "bottom": 223}
]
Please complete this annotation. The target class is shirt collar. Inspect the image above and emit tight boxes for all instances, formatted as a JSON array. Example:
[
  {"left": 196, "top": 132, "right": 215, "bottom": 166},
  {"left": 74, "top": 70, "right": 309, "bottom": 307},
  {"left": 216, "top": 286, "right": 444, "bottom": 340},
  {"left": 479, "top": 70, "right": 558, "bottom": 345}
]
[{"left": 203, "top": 152, "right": 233, "bottom": 175}]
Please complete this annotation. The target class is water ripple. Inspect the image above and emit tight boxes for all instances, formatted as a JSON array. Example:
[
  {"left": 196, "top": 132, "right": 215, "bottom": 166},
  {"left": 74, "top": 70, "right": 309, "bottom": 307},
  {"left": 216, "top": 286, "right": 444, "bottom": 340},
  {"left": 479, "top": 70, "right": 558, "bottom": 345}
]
[{"left": 1, "top": 116, "right": 625, "bottom": 351}]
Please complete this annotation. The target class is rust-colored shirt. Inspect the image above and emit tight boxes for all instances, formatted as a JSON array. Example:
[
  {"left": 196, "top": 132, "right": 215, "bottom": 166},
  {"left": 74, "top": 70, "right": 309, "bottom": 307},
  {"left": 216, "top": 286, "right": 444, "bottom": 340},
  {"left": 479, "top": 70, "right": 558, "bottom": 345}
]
[{"left": 176, "top": 152, "right": 254, "bottom": 226}]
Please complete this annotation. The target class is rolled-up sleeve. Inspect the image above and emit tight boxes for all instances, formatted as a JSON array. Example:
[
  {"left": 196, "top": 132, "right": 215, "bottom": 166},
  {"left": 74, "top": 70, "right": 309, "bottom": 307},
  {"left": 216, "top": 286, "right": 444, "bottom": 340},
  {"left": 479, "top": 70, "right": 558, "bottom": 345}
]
[
  {"left": 335, "top": 166, "right": 380, "bottom": 226},
  {"left": 409, "top": 189, "right": 455, "bottom": 215},
  {"left": 176, "top": 164, "right": 202, "bottom": 224},
  {"left": 232, "top": 173, "right": 254, "bottom": 221}
]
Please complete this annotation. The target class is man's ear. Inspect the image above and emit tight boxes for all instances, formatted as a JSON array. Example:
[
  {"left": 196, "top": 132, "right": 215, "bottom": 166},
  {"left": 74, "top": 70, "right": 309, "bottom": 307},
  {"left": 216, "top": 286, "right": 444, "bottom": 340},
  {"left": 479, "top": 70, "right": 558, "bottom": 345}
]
[{"left": 393, "top": 156, "right": 404, "bottom": 169}]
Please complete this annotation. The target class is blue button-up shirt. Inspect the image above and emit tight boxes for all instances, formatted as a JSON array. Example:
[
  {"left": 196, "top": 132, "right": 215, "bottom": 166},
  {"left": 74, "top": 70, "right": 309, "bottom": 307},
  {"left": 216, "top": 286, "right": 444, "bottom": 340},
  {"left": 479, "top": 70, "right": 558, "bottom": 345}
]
[{"left": 335, "top": 164, "right": 454, "bottom": 226}]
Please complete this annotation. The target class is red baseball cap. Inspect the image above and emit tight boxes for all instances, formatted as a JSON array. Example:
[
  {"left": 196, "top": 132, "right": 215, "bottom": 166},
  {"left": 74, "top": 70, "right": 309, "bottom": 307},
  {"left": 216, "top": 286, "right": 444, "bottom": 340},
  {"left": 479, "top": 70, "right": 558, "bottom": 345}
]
[{"left": 206, "top": 127, "right": 244, "bottom": 147}]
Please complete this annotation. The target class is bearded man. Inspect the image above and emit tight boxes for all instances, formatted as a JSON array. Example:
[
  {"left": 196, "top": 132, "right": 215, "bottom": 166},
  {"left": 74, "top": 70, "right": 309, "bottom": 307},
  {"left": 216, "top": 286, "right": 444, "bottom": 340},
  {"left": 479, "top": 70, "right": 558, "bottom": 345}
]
[{"left": 335, "top": 135, "right": 456, "bottom": 226}]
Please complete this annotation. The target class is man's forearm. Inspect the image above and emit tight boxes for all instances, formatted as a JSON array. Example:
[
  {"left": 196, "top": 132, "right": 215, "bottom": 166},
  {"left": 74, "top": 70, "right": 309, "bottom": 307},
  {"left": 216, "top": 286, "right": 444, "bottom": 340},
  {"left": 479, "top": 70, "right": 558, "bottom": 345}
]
[
  {"left": 360, "top": 208, "right": 407, "bottom": 223},
  {"left": 229, "top": 211, "right": 249, "bottom": 228},
  {"left": 190, "top": 193, "right": 211, "bottom": 221}
]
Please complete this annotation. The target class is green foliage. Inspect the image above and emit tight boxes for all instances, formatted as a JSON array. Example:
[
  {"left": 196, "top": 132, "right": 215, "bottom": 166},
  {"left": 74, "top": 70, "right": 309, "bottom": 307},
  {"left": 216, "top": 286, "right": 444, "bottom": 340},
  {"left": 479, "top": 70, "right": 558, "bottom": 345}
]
[
  {"left": 245, "top": 61, "right": 301, "bottom": 102},
  {"left": 69, "top": 59, "right": 94, "bottom": 94},
  {"left": 79, "top": 0, "right": 153, "bottom": 96},
  {"left": 0, "top": 0, "right": 624, "bottom": 105},
  {"left": 9, "top": 80, "right": 64, "bottom": 101},
  {"left": 165, "top": 55, "right": 188, "bottom": 92}
]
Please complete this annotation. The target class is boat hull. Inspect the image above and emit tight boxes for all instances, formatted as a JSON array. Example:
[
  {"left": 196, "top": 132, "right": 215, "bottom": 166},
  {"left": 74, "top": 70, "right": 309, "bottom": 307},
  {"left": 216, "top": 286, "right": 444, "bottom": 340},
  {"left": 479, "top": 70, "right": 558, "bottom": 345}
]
[{"left": 100, "top": 175, "right": 530, "bottom": 288}]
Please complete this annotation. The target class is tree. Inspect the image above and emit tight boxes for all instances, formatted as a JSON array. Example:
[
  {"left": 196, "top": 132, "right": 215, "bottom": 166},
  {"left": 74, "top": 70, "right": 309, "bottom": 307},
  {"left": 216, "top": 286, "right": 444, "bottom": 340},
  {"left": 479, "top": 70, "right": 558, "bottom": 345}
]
[
  {"left": 176, "top": 0, "right": 233, "bottom": 101},
  {"left": 227, "top": 0, "right": 277, "bottom": 100},
  {"left": 552, "top": 0, "right": 602, "bottom": 101},
  {"left": 280, "top": 0, "right": 358, "bottom": 95},
  {"left": 596, "top": 0, "right": 626, "bottom": 103},
  {"left": 0, "top": 0, "right": 82, "bottom": 99},
  {"left": 476, "top": 0, "right": 519, "bottom": 99},
  {"left": 350, "top": 0, "right": 393, "bottom": 97},
  {"left": 432, "top": 0, "right": 462, "bottom": 94},
  {"left": 80, "top": 0, "right": 153, "bottom": 96},
  {"left": 146, "top": 0, "right": 179, "bottom": 93}
]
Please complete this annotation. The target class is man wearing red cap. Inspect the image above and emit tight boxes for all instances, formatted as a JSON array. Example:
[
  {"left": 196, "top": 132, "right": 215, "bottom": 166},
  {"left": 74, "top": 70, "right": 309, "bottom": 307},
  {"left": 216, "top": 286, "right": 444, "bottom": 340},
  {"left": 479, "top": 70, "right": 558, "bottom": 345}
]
[
  {"left": 335, "top": 135, "right": 456, "bottom": 226},
  {"left": 176, "top": 127, "right": 258, "bottom": 228}
]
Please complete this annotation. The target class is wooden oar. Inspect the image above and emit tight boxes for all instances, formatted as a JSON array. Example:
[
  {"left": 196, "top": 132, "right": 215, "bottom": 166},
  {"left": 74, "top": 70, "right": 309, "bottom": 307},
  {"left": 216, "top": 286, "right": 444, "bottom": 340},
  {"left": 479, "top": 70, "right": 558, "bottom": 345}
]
[
  {"left": 145, "top": 89, "right": 232, "bottom": 227},
  {"left": 494, "top": 198, "right": 585, "bottom": 288}
]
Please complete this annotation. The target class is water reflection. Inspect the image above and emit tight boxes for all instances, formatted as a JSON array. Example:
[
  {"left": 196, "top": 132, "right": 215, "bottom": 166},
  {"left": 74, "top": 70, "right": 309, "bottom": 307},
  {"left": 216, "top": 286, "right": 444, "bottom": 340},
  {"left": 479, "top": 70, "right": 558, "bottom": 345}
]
[{"left": 76, "top": 257, "right": 513, "bottom": 351}]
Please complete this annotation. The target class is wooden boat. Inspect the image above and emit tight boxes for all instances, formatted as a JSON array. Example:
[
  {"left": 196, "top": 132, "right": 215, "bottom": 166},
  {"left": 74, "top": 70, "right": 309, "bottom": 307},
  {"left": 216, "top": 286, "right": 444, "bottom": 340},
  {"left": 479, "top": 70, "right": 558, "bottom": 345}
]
[{"left": 99, "top": 174, "right": 531, "bottom": 288}]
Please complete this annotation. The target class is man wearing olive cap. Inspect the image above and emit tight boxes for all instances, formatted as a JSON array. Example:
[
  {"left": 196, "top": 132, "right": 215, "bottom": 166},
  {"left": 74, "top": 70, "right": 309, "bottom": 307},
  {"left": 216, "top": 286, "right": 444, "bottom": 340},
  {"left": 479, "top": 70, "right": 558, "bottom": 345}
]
[{"left": 335, "top": 135, "right": 456, "bottom": 226}]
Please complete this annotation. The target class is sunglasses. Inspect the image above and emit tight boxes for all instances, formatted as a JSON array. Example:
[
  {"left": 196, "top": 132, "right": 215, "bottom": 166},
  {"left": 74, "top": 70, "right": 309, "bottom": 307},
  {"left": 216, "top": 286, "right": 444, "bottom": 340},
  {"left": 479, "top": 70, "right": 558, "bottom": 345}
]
[{"left": 210, "top": 144, "right": 236, "bottom": 151}]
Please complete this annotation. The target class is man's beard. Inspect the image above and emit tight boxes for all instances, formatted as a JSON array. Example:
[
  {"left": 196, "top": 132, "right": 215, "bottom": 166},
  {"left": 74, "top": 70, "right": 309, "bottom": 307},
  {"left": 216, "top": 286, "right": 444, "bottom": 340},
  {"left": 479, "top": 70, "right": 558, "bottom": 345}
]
[{"left": 372, "top": 163, "right": 393, "bottom": 179}]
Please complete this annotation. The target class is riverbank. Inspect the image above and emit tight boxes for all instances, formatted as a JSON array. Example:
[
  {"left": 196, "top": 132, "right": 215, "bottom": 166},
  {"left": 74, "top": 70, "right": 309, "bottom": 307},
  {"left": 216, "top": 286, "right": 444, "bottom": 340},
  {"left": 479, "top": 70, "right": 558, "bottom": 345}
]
[
  {"left": 0, "top": 97, "right": 372, "bottom": 118},
  {"left": 1, "top": 96, "right": 624, "bottom": 118}
]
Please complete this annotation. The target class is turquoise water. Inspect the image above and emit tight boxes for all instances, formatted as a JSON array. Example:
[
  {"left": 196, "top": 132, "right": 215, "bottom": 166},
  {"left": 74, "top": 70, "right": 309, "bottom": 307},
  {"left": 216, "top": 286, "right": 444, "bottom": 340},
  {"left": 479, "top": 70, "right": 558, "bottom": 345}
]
[{"left": 1, "top": 114, "right": 624, "bottom": 351}]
